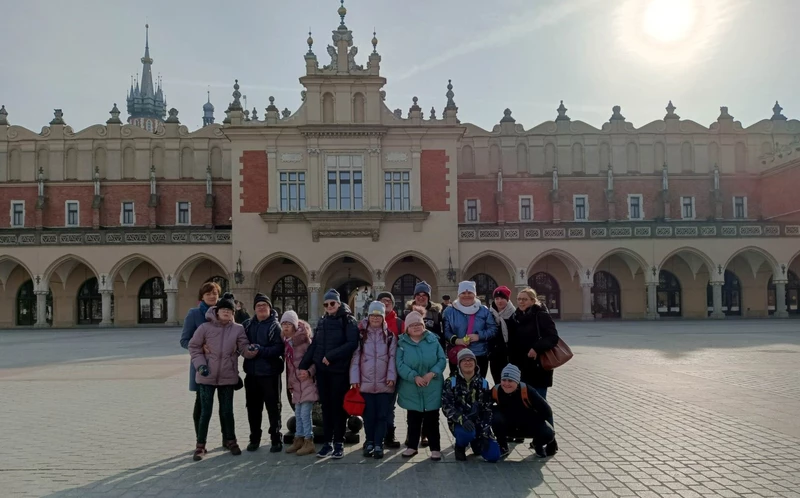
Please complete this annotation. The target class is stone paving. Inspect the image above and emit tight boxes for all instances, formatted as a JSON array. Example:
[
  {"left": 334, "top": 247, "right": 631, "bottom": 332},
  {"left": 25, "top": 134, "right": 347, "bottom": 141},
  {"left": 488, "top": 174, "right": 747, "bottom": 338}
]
[{"left": 0, "top": 320, "right": 798, "bottom": 497}]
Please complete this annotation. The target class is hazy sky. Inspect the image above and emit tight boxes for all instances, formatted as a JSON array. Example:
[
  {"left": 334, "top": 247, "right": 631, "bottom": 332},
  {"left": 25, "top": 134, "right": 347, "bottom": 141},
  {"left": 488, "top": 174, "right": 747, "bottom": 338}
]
[{"left": 2, "top": 0, "right": 798, "bottom": 131}]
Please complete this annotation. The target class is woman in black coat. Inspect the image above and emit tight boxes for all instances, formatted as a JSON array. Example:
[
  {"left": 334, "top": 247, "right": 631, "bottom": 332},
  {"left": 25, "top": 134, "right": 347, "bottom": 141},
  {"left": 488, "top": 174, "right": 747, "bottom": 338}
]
[{"left": 508, "top": 287, "right": 559, "bottom": 456}]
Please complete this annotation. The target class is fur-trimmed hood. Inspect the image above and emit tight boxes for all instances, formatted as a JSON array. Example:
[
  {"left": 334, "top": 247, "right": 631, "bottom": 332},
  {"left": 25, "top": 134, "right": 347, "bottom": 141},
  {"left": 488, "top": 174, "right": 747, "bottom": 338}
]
[{"left": 405, "top": 300, "right": 443, "bottom": 313}]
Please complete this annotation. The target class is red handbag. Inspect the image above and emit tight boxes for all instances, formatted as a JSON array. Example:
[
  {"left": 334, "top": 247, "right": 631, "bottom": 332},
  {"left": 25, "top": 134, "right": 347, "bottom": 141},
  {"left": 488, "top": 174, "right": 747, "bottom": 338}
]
[{"left": 343, "top": 387, "right": 365, "bottom": 416}]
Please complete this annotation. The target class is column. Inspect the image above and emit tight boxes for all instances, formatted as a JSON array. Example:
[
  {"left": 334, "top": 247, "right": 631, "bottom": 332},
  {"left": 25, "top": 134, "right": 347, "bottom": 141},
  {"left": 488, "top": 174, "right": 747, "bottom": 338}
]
[
  {"left": 581, "top": 283, "right": 593, "bottom": 321},
  {"left": 710, "top": 282, "right": 724, "bottom": 319},
  {"left": 411, "top": 150, "right": 422, "bottom": 211},
  {"left": 368, "top": 148, "right": 382, "bottom": 211},
  {"left": 646, "top": 282, "right": 659, "bottom": 320},
  {"left": 774, "top": 280, "right": 789, "bottom": 318},
  {"left": 308, "top": 284, "right": 321, "bottom": 328},
  {"left": 35, "top": 291, "right": 49, "bottom": 328},
  {"left": 100, "top": 290, "right": 113, "bottom": 327},
  {"left": 166, "top": 289, "right": 179, "bottom": 326}
]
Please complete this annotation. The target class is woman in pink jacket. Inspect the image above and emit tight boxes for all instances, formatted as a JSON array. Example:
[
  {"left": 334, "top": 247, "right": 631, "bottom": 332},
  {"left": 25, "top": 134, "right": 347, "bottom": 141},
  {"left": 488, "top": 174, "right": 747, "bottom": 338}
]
[
  {"left": 188, "top": 297, "right": 256, "bottom": 461},
  {"left": 350, "top": 301, "right": 397, "bottom": 459},
  {"left": 281, "top": 310, "right": 319, "bottom": 456}
]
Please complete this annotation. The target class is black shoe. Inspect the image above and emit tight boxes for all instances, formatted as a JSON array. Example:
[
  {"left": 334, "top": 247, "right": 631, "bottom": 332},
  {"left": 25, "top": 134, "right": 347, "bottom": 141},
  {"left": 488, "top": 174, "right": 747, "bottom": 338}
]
[
  {"left": 269, "top": 440, "right": 283, "bottom": 453},
  {"left": 332, "top": 443, "right": 345, "bottom": 459},
  {"left": 384, "top": 427, "right": 401, "bottom": 449},
  {"left": 420, "top": 436, "right": 429, "bottom": 448},
  {"left": 317, "top": 443, "right": 334, "bottom": 458},
  {"left": 533, "top": 445, "right": 548, "bottom": 458},
  {"left": 545, "top": 438, "right": 558, "bottom": 456},
  {"left": 373, "top": 446, "right": 384, "bottom": 459},
  {"left": 512, "top": 437, "right": 524, "bottom": 444},
  {"left": 246, "top": 440, "right": 260, "bottom": 452},
  {"left": 499, "top": 446, "right": 510, "bottom": 459},
  {"left": 363, "top": 441, "right": 374, "bottom": 457},
  {"left": 454, "top": 446, "right": 467, "bottom": 461}
]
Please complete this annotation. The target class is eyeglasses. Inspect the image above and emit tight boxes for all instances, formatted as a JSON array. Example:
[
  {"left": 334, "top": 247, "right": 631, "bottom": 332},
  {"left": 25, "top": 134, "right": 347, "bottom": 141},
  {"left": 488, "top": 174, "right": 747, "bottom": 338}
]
[{"left": 324, "top": 302, "right": 338, "bottom": 308}]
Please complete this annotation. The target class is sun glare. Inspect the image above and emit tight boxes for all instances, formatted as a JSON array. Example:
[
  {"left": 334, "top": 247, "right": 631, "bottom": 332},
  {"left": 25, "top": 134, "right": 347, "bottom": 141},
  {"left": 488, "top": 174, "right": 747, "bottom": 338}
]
[{"left": 642, "top": 0, "right": 697, "bottom": 44}]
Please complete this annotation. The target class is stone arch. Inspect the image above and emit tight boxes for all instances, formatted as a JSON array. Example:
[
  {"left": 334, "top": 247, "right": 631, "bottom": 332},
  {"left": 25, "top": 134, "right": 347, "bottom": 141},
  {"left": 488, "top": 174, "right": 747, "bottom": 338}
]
[
  {"left": 591, "top": 247, "right": 649, "bottom": 281},
  {"left": 461, "top": 250, "right": 516, "bottom": 287},
  {"left": 252, "top": 253, "right": 310, "bottom": 283},
  {"left": 658, "top": 246, "right": 715, "bottom": 280},
  {"left": 489, "top": 143, "right": 502, "bottom": 173},
  {"left": 0, "top": 255, "right": 34, "bottom": 286},
  {"left": 322, "top": 93, "right": 335, "bottom": 124},
  {"left": 318, "top": 252, "right": 374, "bottom": 318},
  {"left": 253, "top": 254, "right": 310, "bottom": 315},
  {"left": 174, "top": 253, "right": 230, "bottom": 287},
  {"left": 460, "top": 145, "right": 475, "bottom": 175},
  {"left": 210, "top": 146, "right": 223, "bottom": 178},
  {"left": 108, "top": 254, "right": 166, "bottom": 287},
  {"left": 352, "top": 92, "right": 366, "bottom": 124},
  {"left": 681, "top": 141, "right": 693, "bottom": 172},
  {"left": 528, "top": 249, "right": 582, "bottom": 282},
  {"left": 383, "top": 251, "right": 439, "bottom": 300},
  {"left": 723, "top": 246, "right": 780, "bottom": 280},
  {"left": 43, "top": 254, "right": 100, "bottom": 286},
  {"left": 626, "top": 142, "right": 638, "bottom": 173},
  {"left": 571, "top": 143, "right": 584, "bottom": 174},
  {"left": 383, "top": 251, "right": 439, "bottom": 282}
]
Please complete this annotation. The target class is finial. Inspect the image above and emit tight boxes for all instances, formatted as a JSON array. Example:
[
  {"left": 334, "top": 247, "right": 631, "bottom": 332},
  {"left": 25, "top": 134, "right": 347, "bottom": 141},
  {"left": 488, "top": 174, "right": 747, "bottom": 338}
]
[
  {"left": 107, "top": 103, "right": 122, "bottom": 124},
  {"left": 243, "top": 108, "right": 250, "bottom": 121},
  {"left": 307, "top": 29, "right": 314, "bottom": 55},
  {"left": 500, "top": 108, "right": 516, "bottom": 123},
  {"left": 372, "top": 29, "right": 378, "bottom": 53},
  {"left": 338, "top": 0, "right": 347, "bottom": 28},
  {"left": 445, "top": 79, "right": 456, "bottom": 109},
  {"left": 610, "top": 105, "right": 625, "bottom": 121},
  {"left": 556, "top": 100, "right": 570, "bottom": 121},
  {"left": 410, "top": 96, "right": 421, "bottom": 112},
  {"left": 718, "top": 106, "right": 732, "bottom": 120},
  {"left": 772, "top": 101, "right": 787, "bottom": 121},
  {"left": 0, "top": 105, "right": 8, "bottom": 125},
  {"left": 50, "top": 109, "right": 65, "bottom": 125},
  {"left": 251, "top": 107, "right": 258, "bottom": 120},
  {"left": 207, "top": 87, "right": 211, "bottom": 103},
  {"left": 282, "top": 108, "right": 291, "bottom": 118},
  {"left": 267, "top": 96, "right": 278, "bottom": 112},
  {"left": 393, "top": 109, "right": 403, "bottom": 119},
  {"left": 145, "top": 23, "right": 149, "bottom": 48},
  {"left": 229, "top": 79, "right": 242, "bottom": 110},
  {"left": 430, "top": 106, "right": 437, "bottom": 120},
  {"left": 665, "top": 100, "right": 679, "bottom": 119}
]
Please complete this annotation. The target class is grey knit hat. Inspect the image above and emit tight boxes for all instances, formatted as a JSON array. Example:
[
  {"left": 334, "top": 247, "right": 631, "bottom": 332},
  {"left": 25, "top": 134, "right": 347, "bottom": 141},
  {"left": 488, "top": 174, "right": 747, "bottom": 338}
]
[
  {"left": 368, "top": 301, "right": 386, "bottom": 318},
  {"left": 323, "top": 288, "right": 341, "bottom": 303},
  {"left": 501, "top": 364, "right": 522, "bottom": 384},
  {"left": 457, "top": 348, "right": 477, "bottom": 364}
]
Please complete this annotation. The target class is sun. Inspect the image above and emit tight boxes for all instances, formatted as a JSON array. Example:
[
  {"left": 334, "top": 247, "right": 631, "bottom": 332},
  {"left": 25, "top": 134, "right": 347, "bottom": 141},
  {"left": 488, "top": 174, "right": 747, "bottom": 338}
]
[{"left": 641, "top": 0, "right": 698, "bottom": 44}]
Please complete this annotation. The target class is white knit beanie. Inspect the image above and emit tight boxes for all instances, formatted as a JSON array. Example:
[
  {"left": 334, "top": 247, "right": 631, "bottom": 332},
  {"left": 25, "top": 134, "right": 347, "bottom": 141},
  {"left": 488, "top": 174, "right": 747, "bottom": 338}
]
[{"left": 457, "top": 280, "right": 477, "bottom": 295}]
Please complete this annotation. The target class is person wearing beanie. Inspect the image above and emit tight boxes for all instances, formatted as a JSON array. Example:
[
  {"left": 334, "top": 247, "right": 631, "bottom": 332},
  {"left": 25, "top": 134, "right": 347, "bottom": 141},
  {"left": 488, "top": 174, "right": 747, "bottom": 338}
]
[
  {"left": 280, "top": 310, "right": 318, "bottom": 457},
  {"left": 298, "top": 288, "right": 359, "bottom": 459},
  {"left": 375, "top": 292, "right": 404, "bottom": 448},
  {"left": 350, "top": 301, "right": 397, "bottom": 459},
  {"left": 395, "top": 310, "right": 447, "bottom": 461},
  {"left": 241, "top": 292, "right": 285, "bottom": 453},
  {"left": 488, "top": 363, "right": 554, "bottom": 459},
  {"left": 488, "top": 286, "right": 516, "bottom": 385},
  {"left": 443, "top": 280, "right": 498, "bottom": 378},
  {"left": 442, "top": 344, "right": 500, "bottom": 462},
  {"left": 441, "top": 295, "right": 452, "bottom": 308},
  {"left": 188, "top": 294, "right": 257, "bottom": 460}
]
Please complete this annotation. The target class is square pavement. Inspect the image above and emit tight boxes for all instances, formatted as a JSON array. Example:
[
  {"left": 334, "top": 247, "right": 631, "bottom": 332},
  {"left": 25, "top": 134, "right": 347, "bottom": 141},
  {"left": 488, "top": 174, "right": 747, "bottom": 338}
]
[{"left": 0, "top": 320, "right": 798, "bottom": 497}]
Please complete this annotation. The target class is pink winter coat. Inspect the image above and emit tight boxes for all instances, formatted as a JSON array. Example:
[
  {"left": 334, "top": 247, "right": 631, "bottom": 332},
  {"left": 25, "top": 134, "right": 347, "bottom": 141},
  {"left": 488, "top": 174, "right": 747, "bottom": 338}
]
[
  {"left": 349, "top": 319, "right": 397, "bottom": 394},
  {"left": 285, "top": 321, "right": 319, "bottom": 404},
  {"left": 189, "top": 307, "right": 250, "bottom": 387}
]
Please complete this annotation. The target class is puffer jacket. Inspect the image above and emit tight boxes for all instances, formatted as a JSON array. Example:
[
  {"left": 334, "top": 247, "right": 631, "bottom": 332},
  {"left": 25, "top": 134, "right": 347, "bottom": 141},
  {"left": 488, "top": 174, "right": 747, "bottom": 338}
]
[
  {"left": 395, "top": 330, "right": 446, "bottom": 412},
  {"left": 189, "top": 307, "right": 250, "bottom": 387},
  {"left": 508, "top": 304, "right": 559, "bottom": 388},
  {"left": 242, "top": 308, "right": 285, "bottom": 377},
  {"left": 404, "top": 300, "right": 444, "bottom": 346},
  {"left": 299, "top": 304, "right": 359, "bottom": 375},
  {"left": 443, "top": 301, "right": 497, "bottom": 358},
  {"left": 285, "top": 320, "right": 318, "bottom": 405},
  {"left": 179, "top": 302, "right": 212, "bottom": 391},
  {"left": 349, "top": 319, "right": 397, "bottom": 394},
  {"left": 442, "top": 368, "right": 494, "bottom": 438}
]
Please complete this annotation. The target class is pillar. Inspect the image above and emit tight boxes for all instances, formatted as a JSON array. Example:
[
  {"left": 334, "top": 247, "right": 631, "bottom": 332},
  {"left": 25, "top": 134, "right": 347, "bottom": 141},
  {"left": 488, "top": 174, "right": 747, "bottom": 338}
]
[
  {"left": 710, "top": 282, "right": 724, "bottom": 319},
  {"left": 166, "top": 289, "right": 179, "bottom": 326},
  {"left": 581, "top": 283, "right": 593, "bottom": 320},
  {"left": 774, "top": 281, "right": 789, "bottom": 318},
  {"left": 308, "top": 284, "right": 321, "bottom": 327},
  {"left": 100, "top": 290, "right": 113, "bottom": 327},
  {"left": 35, "top": 291, "right": 49, "bottom": 328},
  {"left": 646, "top": 282, "right": 659, "bottom": 320}
]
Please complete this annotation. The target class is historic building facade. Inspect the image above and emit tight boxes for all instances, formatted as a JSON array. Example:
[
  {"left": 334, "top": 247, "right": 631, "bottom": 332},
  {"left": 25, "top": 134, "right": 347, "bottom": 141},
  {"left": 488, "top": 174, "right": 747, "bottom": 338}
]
[{"left": 1, "top": 4, "right": 798, "bottom": 328}]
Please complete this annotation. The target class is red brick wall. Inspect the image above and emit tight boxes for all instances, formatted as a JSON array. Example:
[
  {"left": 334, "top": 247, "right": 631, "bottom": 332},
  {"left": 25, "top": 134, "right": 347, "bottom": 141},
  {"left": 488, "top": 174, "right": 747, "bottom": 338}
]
[
  {"left": 100, "top": 185, "right": 150, "bottom": 226},
  {"left": 0, "top": 185, "right": 37, "bottom": 228},
  {"left": 500, "top": 179, "right": 552, "bottom": 222},
  {"left": 213, "top": 185, "right": 232, "bottom": 225},
  {"left": 421, "top": 150, "right": 450, "bottom": 211},
  {"left": 720, "top": 177, "right": 761, "bottom": 220},
  {"left": 156, "top": 185, "right": 208, "bottom": 225},
  {"left": 240, "top": 151, "right": 268, "bottom": 213},
  {"left": 762, "top": 164, "right": 800, "bottom": 221},
  {"left": 41, "top": 185, "right": 94, "bottom": 227}
]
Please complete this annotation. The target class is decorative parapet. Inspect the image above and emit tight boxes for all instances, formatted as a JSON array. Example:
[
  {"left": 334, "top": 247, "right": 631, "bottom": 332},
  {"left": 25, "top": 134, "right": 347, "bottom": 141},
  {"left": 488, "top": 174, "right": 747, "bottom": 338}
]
[
  {"left": 259, "top": 210, "right": 429, "bottom": 240},
  {"left": 0, "top": 228, "right": 231, "bottom": 246}
]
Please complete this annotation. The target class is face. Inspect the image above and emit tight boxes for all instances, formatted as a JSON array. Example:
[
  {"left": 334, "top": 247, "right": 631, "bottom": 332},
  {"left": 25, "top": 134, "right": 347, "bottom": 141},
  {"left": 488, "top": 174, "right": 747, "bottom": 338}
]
[
  {"left": 202, "top": 290, "right": 219, "bottom": 306},
  {"left": 500, "top": 378, "right": 519, "bottom": 394},
  {"left": 407, "top": 322, "right": 424, "bottom": 337},
  {"left": 324, "top": 300, "right": 340, "bottom": 315},
  {"left": 494, "top": 296, "right": 508, "bottom": 311},
  {"left": 517, "top": 292, "right": 534, "bottom": 311},
  {"left": 459, "top": 357, "right": 476, "bottom": 376},
  {"left": 255, "top": 302, "right": 271, "bottom": 319},
  {"left": 443, "top": 298, "right": 451, "bottom": 305},
  {"left": 368, "top": 315, "right": 384, "bottom": 327},
  {"left": 217, "top": 308, "right": 233, "bottom": 323},
  {"left": 414, "top": 293, "right": 429, "bottom": 307},
  {"left": 459, "top": 291, "right": 476, "bottom": 306},
  {"left": 235, "top": 301, "right": 242, "bottom": 310},
  {"left": 281, "top": 322, "right": 295, "bottom": 337},
  {"left": 380, "top": 297, "right": 394, "bottom": 311}
]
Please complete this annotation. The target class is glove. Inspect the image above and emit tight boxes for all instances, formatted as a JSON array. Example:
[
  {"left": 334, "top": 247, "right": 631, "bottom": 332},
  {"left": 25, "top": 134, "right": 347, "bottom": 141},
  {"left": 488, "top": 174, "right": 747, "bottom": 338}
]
[
  {"left": 247, "top": 344, "right": 260, "bottom": 352},
  {"left": 461, "top": 419, "right": 475, "bottom": 433},
  {"left": 198, "top": 365, "right": 210, "bottom": 377}
]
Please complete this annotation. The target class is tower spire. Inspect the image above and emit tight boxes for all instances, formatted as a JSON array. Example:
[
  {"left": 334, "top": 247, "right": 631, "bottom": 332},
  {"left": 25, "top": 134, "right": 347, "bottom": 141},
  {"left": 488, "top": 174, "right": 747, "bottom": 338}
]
[
  {"left": 126, "top": 23, "right": 167, "bottom": 129},
  {"left": 140, "top": 24, "right": 155, "bottom": 98}
]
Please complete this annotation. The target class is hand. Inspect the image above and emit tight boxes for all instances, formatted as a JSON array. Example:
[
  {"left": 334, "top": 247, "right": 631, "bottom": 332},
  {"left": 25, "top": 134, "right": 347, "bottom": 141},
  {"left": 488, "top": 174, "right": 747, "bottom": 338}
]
[
  {"left": 351, "top": 383, "right": 360, "bottom": 389},
  {"left": 387, "top": 380, "right": 395, "bottom": 387},
  {"left": 461, "top": 419, "right": 475, "bottom": 433},
  {"left": 469, "top": 334, "right": 480, "bottom": 343},
  {"left": 322, "top": 357, "right": 330, "bottom": 366},
  {"left": 298, "top": 370, "right": 309, "bottom": 381},
  {"left": 242, "top": 349, "right": 258, "bottom": 359},
  {"left": 412, "top": 305, "right": 426, "bottom": 315},
  {"left": 423, "top": 372, "right": 435, "bottom": 384},
  {"left": 456, "top": 338, "right": 466, "bottom": 346},
  {"left": 527, "top": 349, "right": 538, "bottom": 359},
  {"left": 247, "top": 344, "right": 260, "bottom": 352},
  {"left": 414, "top": 376, "right": 428, "bottom": 387},
  {"left": 198, "top": 365, "right": 210, "bottom": 377},
  {"left": 202, "top": 344, "right": 211, "bottom": 355}
]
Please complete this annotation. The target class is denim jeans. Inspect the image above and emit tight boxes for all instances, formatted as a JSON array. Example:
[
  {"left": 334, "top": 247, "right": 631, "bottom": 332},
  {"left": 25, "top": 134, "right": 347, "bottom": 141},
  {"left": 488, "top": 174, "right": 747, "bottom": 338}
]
[
  {"left": 362, "top": 393, "right": 393, "bottom": 446},
  {"left": 196, "top": 384, "right": 235, "bottom": 444},
  {"left": 294, "top": 402, "right": 314, "bottom": 439},
  {"left": 533, "top": 387, "right": 555, "bottom": 427}
]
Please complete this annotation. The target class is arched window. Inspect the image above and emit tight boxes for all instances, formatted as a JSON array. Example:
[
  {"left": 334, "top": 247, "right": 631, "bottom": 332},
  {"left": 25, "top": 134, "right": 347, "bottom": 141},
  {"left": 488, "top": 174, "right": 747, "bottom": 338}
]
[
  {"left": 271, "top": 275, "right": 308, "bottom": 319},
  {"left": 77, "top": 277, "right": 109, "bottom": 325},
  {"left": 768, "top": 270, "right": 799, "bottom": 315},
  {"left": 391, "top": 274, "right": 421, "bottom": 312},
  {"left": 205, "top": 276, "right": 229, "bottom": 295},
  {"left": 17, "top": 280, "right": 52, "bottom": 326},
  {"left": 657, "top": 270, "right": 682, "bottom": 317},
  {"left": 139, "top": 277, "right": 167, "bottom": 323},
  {"left": 707, "top": 270, "right": 741, "bottom": 316},
  {"left": 469, "top": 273, "right": 498, "bottom": 303},
  {"left": 529, "top": 272, "right": 560, "bottom": 319},
  {"left": 592, "top": 271, "right": 621, "bottom": 318}
]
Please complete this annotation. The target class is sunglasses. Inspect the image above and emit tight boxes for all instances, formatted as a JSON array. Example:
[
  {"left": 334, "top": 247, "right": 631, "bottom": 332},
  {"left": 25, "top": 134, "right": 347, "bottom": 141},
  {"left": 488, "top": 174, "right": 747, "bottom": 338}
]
[{"left": 324, "top": 302, "right": 338, "bottom": 308}]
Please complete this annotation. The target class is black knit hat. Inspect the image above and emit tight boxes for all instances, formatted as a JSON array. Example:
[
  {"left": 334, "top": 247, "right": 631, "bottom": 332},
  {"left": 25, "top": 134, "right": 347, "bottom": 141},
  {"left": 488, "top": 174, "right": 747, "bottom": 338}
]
[
  {"left": 216, "top": 298, "right": 235, "bottom": 312},
  {"left": 253, "top": 293, "right": 271, "bottom": 308},
  {"left": 376, "top": 291, "right": 395, "bottom": 303},
  {"left": 222, "top": 292, "right": 235, "bottom": 301}
]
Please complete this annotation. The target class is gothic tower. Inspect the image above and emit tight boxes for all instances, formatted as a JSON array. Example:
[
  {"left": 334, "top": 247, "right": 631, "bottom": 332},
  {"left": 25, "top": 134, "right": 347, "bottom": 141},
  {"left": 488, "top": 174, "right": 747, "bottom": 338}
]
[{"left": 126, "top": 24, "right": 167, "bottom": 131}]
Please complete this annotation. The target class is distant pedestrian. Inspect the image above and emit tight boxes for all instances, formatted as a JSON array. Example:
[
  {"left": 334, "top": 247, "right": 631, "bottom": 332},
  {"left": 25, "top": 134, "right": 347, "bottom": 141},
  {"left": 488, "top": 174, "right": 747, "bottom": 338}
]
[
  {"left": 281, "top": 310, "right": 318, "bottom": 456},
  {"left": 234, "top": 300, "right": 250, "bottom": 324}
]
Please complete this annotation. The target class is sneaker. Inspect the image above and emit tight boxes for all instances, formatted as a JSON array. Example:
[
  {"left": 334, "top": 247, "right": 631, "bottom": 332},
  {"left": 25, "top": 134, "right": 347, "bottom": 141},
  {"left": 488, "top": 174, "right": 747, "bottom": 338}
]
[
  {"left": 430, "top": 450, "right": 442, "bottom": 461},
  {"left": 534, "top": 445, "right": 548, "bottom": 458},
  {"left": 454, "top": 446, "right": 467, "bottom": 461},
  {"left": 363, "top": 441, "right": 374, "bottom": 457},
  {"left": 317, "top": 442, "right": 334, "bottom": 458},
  {"left": 401, "top": 447, "right": 418, "bottom": 458},
  {"left": 373, "top": 446, "right": 384, "bottom": 459},
  {"left": 545, "top": 438, "right": 558, "bottom": 457},
  {"left": 332, "top": 443, "right": 345, "bottom": 459}
]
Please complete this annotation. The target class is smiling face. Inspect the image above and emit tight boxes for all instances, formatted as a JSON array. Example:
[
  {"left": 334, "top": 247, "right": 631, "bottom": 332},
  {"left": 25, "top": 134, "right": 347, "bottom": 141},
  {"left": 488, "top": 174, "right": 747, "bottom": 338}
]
[
  {"left": 459, "top": 357, "right": 476, "bottom": 377},
  {"left": 517, "top": 292, "right": 534, "bottom": 311},
  {"left": 380, "top": 297, "right": 394, "bottom": 311},
  {"left": 459, "top": 291, "right": 476, "bottom": 307},
  {"left": 324, "top": 300, "right": 340, "bottom": 315},
  {"left": 254, "top": 301, "right": 271, "bottom": 320},
  {"left": 202, "top": 290, "right": 219, "bottom": 307},
  {"left": 406, "top": 322, "right": 424, "bottom": 338},
  {"left": 414, "top": 292, "right": 429, "bottom": 307},
  {"left": 500, "top": 378, "right": 518, "bottom": 394},
  {"left": 368, "top": 315, "right": 383, "bottom": 328}
]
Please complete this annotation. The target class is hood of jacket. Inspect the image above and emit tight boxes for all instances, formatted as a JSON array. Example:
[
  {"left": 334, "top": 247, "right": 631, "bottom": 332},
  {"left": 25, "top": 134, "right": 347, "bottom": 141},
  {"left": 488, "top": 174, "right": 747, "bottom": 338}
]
[{"left": 405, "top": 300, "right": 443, "bottom": 313}]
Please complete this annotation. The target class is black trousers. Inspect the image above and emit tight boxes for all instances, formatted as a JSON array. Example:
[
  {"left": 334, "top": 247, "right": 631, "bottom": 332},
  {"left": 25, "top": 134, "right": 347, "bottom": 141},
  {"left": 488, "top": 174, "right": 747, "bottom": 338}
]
[
  {"left": 406, "top": 409, "right": 441, "bottom": 451},
  {"left": 489, "top": 353, "right": 508, "bottom": 385},
  {"left": 317, "top": 371, "right": 350, "bottom": 443},
  {"left": 196, "top": 385, "right": 236, "bottom": 444},
  {"left": 244, "top": 375, "right": 283, "bottom": 443},
  {"left": 491, "top": 407, "right": 554, "bottom": 448}
]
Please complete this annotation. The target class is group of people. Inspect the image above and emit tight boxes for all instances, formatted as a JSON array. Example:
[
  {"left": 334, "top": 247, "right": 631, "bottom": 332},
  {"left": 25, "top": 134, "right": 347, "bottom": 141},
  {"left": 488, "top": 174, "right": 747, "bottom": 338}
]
[{"left": 179, "top": 278, "right": 562, "bottom": 462}]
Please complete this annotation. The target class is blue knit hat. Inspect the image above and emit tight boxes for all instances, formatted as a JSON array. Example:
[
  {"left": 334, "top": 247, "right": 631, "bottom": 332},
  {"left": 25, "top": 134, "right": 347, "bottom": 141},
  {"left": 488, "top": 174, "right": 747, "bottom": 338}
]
[
  {"left": 413, "top": 281, "right": 432, "bottom": 297},
  {"left": 323, "top": 288, "right": 341, "bottom": 303}
]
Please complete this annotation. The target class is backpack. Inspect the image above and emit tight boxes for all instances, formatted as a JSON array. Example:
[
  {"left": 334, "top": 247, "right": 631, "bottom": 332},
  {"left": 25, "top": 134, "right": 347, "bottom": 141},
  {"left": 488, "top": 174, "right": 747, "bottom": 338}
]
[{"left": 491, "top": 382, "right": 531, "bottom": 408}]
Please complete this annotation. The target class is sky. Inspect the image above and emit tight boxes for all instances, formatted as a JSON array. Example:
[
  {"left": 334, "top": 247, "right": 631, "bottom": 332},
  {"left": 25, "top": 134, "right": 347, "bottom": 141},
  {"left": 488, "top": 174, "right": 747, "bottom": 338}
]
[{"left": 2, "top": 0, "right": 799, "bottom": 132}]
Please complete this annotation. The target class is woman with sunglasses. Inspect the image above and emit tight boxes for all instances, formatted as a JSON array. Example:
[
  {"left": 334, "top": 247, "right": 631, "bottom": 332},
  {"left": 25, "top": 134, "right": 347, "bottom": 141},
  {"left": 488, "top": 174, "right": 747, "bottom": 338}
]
[{"left": 298, "top": 289, "right": 359, "bottom": 459}]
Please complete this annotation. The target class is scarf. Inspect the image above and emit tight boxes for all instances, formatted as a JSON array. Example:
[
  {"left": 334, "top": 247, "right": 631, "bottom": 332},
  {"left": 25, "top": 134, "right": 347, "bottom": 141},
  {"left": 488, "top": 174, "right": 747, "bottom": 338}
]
[
  {"left": 284, "top": 337, "right": 295, "bottom": 365},
  {"left": 491, "top": 302, "right": 516, "bottom": 343},
  {"left": 453, "top": 297, "right": 482, "bottom": 316}
]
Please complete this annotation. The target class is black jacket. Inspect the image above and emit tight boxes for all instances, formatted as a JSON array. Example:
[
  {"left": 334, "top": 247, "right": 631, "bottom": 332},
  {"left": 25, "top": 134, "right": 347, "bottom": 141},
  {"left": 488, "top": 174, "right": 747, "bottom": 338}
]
[
  {"left": 508, "top": 304, "right": 559, "bottom": 388},
  {"left": 490, "top": 383, "right": 552, "bottom": 428},
  {"left": 299, "top": 304, "right": 359, "bottom": 374},
  {"left": 235, "top": 309, "right": 250, "bottom": 324},
  {"left": 242, "top": 309, "right": 285, "bottom": 377}
]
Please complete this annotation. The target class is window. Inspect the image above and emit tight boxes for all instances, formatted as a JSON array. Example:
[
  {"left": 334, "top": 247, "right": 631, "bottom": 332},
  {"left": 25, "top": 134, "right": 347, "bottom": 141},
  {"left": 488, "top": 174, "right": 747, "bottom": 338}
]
[
  {"left": 65, "top": 201, "right": 79, "bottom": 227},
  {"left": 733, "top": 196, "right": 747, "bottom": 219},
  {"left": 176, "top": 201, "right": 191, "bottom": 225},
  {"left": 573, "top": 195, "right": 588, "bottom": 221},
  {"left": 627, "top": 194, "right": 643, "bottom": 220},
  {"left": 326, "top": 155, "right": 363, "bottom": 210},
  {"left": 681, "top": 196, "right": 695, "bottom": 220},
  {"left": 384, "top": 171, "right": 410, "bottom": 211},
  {"left": 466, "top": 199, "right": 479, "bottom": 222},
  {"left": 121, "top": 202, "right": 135, "bottom": 226},
  {"left": 10, "top": 201, "right": 24, "bottom": 228},
  {"left": 519, "top": 196, "right": 533, "bottom": 221},
  {"left": 279, "top": 172, "right": 306, "bottom": 211}
]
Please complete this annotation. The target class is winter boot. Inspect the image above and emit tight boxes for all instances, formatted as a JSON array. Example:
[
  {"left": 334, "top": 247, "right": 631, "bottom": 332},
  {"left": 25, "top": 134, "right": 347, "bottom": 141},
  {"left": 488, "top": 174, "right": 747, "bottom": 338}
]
[
  {"left": 192, "top": 443, "right": 207, "bottom": 461},
  {"left": 454, "top": 445, "right": 467, "bottom": 461},
  {"left": 270, "top": 434, "right": 283, "bottom": 453},
  {"left": 296, "top": 438, "right": 316, "bottom": 456},
  {"left": 246, "top": 430, "right": 261, "bottom": 452},
  {"left": 286, "top": 436, "right": 304, "bottom": 454},
  {"left": 226, "top": 439, "right": 242, "bottom": 456},
  {"left": 384, "top": 426, "right": 401, "bottom": 449},
  {"left": 545, "top": 438, "right": 558, "bottom": 456}
]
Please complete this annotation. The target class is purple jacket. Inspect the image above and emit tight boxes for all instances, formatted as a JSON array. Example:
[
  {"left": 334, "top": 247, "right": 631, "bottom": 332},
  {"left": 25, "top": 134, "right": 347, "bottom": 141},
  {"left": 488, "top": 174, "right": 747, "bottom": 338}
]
[
  {"left": 349, "top": 319, "right": 397, "bottom": 394},
  {"left": 285, "top": 320, "right": 319, "bottom": 404},
  {"left": 189, "top": 307, "right": 250, "bottom": 387}
]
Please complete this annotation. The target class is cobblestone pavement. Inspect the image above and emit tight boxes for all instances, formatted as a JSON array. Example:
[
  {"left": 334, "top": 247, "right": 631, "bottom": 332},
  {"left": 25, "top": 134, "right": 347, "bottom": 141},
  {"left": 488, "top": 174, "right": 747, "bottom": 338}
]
[{"left": 1, "top": 321, "right": 798, "bottom": 497}]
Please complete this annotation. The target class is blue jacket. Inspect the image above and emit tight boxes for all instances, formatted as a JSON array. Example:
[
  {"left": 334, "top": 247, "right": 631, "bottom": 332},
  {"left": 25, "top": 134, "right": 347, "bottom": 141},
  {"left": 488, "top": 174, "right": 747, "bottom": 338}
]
[
  {"left": 242, "top": 309, "right": 285, "bottom": 377},
  {"left": 395, "top": 331, "right": 446, "bottom": 412},
  {"left": 443, "top": 304, "right": 497, "bottom": 358},
  {"left": 180, "top": 303, "right": 210, "bottom": 392},
  {"left": 299, "top": 305, "right": 359, "bottom": 375}
]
